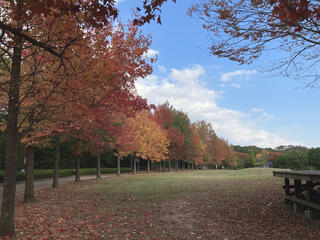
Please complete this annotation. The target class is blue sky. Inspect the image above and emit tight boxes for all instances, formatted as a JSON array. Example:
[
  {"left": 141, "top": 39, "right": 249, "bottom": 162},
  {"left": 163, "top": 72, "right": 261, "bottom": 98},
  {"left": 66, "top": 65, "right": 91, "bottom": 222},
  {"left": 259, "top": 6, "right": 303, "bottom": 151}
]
[{"left": 117, "top": 0, "right": 320, "bottom": 148}]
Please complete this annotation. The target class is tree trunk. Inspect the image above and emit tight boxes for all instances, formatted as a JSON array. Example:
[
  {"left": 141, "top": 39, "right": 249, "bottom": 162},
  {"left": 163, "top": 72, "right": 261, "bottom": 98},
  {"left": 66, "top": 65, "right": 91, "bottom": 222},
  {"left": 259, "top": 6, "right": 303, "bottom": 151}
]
[
  {"left": 0, "top": 32, "right": 22, "bottom": 236},
  {"left": 75, "top": 156, "right": 80, "bottom": 182},
  {"left": 117, "top": 154, "right": 120, "bottom": 176},
  {"left": 97, "top": 154, "right": 101, "bottom": 179},
  {"left": 147, "top": 159, "right": 150, "bottom": 173},
  {"left": 133, "top": 156, "right": 137, "bottom": 175},
  {"left": 168, "top": 160, "right": 171, "bottom": 172},
  {"left": 23, "top": 146, "right": 35, "bottom": 203},
  {"left": 52, "top": 136, "right": 60, "bottom": 188},
  {"left": 159, "top": 161, "right": 162, "bottom": 172},
  {"left": 175, "top": 160, "right": 178, "bottom": 171},
  {"left": 130, "top": 155, "right": 133, "bottom": 170},
  {"left": 182, "top": 160, "right": 185, "bottom": 171}
]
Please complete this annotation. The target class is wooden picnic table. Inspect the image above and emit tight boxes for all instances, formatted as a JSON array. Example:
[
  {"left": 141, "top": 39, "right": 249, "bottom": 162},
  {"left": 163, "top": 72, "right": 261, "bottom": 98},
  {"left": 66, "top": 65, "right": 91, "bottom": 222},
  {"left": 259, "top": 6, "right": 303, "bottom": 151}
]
[{"left": 273, "top": 170, "right": 320, "bottom": 219}]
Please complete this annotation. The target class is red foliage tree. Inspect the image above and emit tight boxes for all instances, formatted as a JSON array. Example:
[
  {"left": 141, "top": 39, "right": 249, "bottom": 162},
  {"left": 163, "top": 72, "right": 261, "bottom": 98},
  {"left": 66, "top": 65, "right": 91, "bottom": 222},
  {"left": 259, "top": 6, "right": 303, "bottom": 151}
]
[
  {"left": 0, "top": 0, "right": 171, "bottom": 233},
  {"left": 153, "top": 104, "right": 184, "bottom": 171}
]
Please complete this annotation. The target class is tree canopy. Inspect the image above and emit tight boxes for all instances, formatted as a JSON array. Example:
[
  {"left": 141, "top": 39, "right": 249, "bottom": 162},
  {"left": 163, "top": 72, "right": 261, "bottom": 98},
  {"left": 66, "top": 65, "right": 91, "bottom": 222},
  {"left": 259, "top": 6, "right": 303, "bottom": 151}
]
[{"left": 188, "top": 0, "right": 320, "bottom": 84}]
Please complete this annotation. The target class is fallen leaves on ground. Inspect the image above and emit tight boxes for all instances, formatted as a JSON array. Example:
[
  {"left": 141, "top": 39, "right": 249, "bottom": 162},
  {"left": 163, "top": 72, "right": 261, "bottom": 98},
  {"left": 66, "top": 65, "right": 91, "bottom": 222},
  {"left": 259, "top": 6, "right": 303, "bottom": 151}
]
[{"left": 5, "top": 170, "right": 320, "bottom": 239}]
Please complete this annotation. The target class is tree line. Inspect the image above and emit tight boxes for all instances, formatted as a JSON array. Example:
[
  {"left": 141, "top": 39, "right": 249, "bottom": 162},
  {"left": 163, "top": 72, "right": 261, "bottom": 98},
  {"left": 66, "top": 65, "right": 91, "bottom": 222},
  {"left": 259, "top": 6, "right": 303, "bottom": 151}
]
[
  {"left": 0, "top": 0, "right": 179, "bottom": 236},
  {"left": 232, "top": 145, "right": 320, "bottom": 170}
]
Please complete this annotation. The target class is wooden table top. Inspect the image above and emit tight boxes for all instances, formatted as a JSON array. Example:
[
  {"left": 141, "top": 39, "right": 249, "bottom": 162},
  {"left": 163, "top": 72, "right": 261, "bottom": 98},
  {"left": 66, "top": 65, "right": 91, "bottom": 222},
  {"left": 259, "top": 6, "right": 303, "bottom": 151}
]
[{"left": 273, "top": 170, "right": 320, "bottom": 181}]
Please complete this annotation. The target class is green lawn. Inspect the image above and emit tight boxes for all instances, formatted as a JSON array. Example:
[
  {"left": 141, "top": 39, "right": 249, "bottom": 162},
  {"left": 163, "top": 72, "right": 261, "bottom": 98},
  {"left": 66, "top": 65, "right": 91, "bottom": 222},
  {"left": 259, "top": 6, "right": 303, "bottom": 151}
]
[{"left": 11, "top": 168, "right": 320, "bottom": 239}]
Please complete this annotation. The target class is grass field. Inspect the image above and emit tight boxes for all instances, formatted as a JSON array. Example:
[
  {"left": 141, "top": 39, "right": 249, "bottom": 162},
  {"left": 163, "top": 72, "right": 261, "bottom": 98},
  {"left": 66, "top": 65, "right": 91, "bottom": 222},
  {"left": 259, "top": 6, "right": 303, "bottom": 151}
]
[{"left": 11, "top": 168, "right": 320, "bottom": 239}]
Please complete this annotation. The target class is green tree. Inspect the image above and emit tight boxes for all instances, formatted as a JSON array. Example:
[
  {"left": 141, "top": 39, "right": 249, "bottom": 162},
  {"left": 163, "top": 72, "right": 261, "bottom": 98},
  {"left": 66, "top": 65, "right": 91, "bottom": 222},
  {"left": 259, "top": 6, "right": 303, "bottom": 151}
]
[
  {"left": 246, "top": 150, "right": 255, "bottom": 168},
  {"left": 275, "top": 150, "right": 307, "bottom": 170},
  {"left": 308, "top": 148, "right": 320, "bottom": 170}
]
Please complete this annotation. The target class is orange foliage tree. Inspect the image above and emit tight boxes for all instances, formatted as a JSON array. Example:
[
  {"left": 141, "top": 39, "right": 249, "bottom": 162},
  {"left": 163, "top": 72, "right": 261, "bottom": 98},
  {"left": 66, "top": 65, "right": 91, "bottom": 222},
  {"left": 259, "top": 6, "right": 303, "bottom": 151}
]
[
  {"left": 116, "top": 110, "right": 168, "bottom": 174},
  {"left": 190, "top": 124, "right": 205, "bottom": 167},
  {"left": 154, "top": 103, "right": 184, "bottom": 171}
]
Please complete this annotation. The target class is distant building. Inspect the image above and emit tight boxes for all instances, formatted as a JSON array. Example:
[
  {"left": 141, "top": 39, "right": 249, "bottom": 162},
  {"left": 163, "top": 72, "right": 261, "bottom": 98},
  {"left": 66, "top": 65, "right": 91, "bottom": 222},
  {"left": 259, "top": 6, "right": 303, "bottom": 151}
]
[{"left": 264, "top": 160, "right": 273, "bottom": 168}]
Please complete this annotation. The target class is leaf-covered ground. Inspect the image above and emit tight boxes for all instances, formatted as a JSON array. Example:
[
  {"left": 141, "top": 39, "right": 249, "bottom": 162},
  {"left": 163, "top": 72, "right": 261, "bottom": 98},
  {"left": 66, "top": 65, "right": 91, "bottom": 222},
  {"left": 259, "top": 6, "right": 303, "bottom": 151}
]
[{"left": 7, "top": 169, "right": 320, "bottom": 239}]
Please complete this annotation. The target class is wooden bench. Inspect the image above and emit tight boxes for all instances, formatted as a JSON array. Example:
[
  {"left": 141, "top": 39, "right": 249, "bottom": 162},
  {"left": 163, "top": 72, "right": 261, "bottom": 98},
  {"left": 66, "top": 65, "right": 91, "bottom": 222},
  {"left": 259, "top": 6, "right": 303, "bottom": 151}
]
[{"left": 273, "top": 170, "right": 320, "bottom": 219}]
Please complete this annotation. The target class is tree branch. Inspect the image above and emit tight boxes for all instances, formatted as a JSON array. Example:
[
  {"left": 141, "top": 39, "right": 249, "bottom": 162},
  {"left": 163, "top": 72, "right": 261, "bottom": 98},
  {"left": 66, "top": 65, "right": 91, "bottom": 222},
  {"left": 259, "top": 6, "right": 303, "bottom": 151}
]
[{"left": 0, "top": 21, "right": 63, "bottom": 59}]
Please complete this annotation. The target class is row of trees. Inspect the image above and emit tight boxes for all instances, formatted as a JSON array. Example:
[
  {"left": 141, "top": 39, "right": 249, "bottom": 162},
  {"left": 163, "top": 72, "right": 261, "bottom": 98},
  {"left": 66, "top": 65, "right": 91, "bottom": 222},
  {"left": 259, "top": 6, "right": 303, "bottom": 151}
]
[
  {"left": 115, "top": 103, "right": 238, "bottom": 174},
  {"left": 273, "top": 148, "right": 320, "bottom": 170},
  {"left": 232, "top": 145, "right": 320, "bottom": 170},
  {"left": 2, "top": 101, "right": 238, "bottom": 183},
  {"left": 0, "top": 0, "right": 178, "bottom": 236},
  {"left": 0, "top": 0, "right": 236, "bottom": 236}
]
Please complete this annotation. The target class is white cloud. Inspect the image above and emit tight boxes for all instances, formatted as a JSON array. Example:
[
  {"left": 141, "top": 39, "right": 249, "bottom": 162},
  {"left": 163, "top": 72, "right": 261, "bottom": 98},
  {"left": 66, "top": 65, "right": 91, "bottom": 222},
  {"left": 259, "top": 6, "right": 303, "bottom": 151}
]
[
  {"left": 136, "top": 65, "right": 298, "bottom": 148},
  {"left": 221, "top": 70, "right": 257, "bottom": 82},
  {"left": 143, "top": 49, "right": 159, "bottom": 59},
  {"left": 231, "top": 83, "right": 240, "bottom": 88},
  {"left": 261, "top": 112, "right": 273, "bottom": 120},
  {"left": 158, "top": 65, "right": 167, "bottom": 73},
  {"left": 251, "top": 108, "right": 273, "bottom": 120},
  {"left": 251, "top": 108, "right": 264, "bottom": 112}
]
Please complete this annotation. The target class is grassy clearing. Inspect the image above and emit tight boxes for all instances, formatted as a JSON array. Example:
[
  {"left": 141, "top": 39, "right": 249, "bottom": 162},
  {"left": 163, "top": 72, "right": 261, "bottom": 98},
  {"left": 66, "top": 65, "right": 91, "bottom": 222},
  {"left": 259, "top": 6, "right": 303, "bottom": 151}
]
[{"left": 11, "top": 168, "right": 320, "bottom": 239}]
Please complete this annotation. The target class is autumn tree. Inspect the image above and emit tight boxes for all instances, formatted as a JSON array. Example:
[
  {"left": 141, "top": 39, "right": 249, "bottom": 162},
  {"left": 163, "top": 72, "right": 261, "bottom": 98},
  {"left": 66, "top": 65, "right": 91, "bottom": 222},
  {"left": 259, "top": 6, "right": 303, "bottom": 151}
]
[
  {"left": 10, "top": 19, "right": 152, "bottom": 203},
  {"left": 234, "top": 151, "right": 251, "bottom": 169},
  {"left": 195, "top": 120, "right": 216, "bottom": 167},
  {"left": 0, "top": 0, "right": 175, "bottom": 235},
  {"left": 135, "top": 110, "right": 168, "bottom": 172},
  {"left": 188, "top": 0, "right": 320, "bottom": 85},
  {"left": 190, "top": 123, "right": 205, "bottom": 168},
  {"left": 116, "top": 110, "right": 168, "bottom": 174},
  {"left": 224, "top": 146, "right": 238, "bottom": 168},
  {"left": 154, "top": 103, "right": 184, "bottom": 171},
  {"left": 115, "top": 116, "right": 140, "bottom": 175},
  {"left": 256, "top": 150, "right": 269, "bottom": 166},
  {"left": 172, "top": 110, "right": 193, "bottom": 170}
]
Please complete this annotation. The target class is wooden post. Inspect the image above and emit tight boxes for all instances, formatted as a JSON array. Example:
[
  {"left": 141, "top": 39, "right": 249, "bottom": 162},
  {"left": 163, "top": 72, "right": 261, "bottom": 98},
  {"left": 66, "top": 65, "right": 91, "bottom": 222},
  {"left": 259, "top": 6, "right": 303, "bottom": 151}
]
[
  {"left": 306, "top": 181, "right": 313, "bottom": 202},
  {"left": 284, "top": 178, "right": 290, "bottom": 195},
  {"left": 294, "top": 179, "right": 302, "bottom": 199}
]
